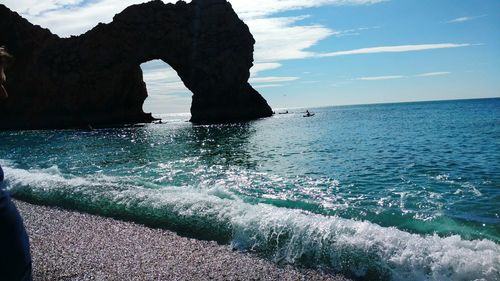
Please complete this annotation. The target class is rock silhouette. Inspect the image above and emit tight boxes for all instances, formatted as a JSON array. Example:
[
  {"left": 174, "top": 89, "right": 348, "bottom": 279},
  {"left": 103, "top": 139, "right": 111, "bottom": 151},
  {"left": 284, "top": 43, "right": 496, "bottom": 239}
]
[{"left": 0, "top": 0, "right": 273, "bottom": 130}]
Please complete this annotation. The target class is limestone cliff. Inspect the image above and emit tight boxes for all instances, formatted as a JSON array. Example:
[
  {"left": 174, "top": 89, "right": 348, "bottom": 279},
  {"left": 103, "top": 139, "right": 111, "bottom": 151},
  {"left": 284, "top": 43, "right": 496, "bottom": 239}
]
[{"left": 0, "top": 0, "right": 273, "bottom": 130}]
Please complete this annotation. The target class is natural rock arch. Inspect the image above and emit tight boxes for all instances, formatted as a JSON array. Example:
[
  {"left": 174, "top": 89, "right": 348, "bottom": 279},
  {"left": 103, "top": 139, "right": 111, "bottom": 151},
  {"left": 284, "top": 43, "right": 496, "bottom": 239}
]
[{"left": 0, "top": 0, "right": 273, "bottom": 130}]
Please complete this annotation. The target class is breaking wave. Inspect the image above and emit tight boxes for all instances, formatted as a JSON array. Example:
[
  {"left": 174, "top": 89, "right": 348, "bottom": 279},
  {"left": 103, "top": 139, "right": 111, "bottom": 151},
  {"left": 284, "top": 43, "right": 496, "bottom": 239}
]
[{"left": 2, "top": 163, "right": 499, "bottom": 281}]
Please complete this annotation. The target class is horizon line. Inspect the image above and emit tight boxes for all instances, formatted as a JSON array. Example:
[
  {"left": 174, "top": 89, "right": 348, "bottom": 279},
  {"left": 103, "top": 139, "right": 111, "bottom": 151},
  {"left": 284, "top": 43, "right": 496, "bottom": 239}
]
[{"left": 148, "top": 96, "right": 499, "bottom": 115}]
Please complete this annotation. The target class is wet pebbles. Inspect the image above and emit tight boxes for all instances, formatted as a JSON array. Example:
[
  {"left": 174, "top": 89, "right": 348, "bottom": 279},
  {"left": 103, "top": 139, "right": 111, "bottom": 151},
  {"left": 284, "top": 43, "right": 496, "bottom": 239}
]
[{"left": 16, "top": 200, "right": 349, "bottom": 281}]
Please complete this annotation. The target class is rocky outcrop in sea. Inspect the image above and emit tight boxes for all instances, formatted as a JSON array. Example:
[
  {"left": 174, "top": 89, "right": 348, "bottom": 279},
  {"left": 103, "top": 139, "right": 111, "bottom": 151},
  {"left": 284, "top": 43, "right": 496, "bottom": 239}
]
[{"left": 0, "top": 0, "right": 273, "bottom": 130}]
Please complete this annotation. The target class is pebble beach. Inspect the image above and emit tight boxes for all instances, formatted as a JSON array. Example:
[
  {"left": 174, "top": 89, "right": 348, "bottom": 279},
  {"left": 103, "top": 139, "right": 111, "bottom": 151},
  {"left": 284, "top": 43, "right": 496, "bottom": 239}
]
[{"left": 16, "top": 200, "right": 349, "bottom": 281}]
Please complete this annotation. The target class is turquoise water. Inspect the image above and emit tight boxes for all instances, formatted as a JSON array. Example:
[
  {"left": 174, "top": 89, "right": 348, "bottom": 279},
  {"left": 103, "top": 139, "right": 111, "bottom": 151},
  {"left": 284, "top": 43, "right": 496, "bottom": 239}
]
[{"left": 1, "top": 98, "right": 499, "bottom": 280}]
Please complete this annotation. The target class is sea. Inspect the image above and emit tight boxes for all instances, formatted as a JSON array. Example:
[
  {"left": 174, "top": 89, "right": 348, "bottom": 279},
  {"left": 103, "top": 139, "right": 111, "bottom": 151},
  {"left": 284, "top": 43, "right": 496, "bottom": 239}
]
[{"left": 1, "top": 98, "right": 499, "bottom": 280}]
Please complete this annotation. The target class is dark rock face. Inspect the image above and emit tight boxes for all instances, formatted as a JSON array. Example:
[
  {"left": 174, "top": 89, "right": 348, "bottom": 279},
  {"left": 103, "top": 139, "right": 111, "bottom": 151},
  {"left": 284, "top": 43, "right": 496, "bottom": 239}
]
[{"left": 0, "top": 0, "right": 273, "bottom": 130}]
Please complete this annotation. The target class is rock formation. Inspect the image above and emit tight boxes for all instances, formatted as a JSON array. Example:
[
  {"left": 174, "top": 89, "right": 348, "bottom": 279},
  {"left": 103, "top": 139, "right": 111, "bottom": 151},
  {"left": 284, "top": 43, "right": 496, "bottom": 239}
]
[{"left": 0, "top": 0, "right": 273, "bottom": 130}]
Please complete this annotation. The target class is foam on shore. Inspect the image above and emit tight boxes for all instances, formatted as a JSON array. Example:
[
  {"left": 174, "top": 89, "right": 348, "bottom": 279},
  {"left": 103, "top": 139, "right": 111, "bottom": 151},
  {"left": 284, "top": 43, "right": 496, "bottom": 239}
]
[
  {"left": 16, "top": 200, "right": 344, "bottom": 280},
  {"left": 3, "top": 163, "right": 500, "bottom": 280}
]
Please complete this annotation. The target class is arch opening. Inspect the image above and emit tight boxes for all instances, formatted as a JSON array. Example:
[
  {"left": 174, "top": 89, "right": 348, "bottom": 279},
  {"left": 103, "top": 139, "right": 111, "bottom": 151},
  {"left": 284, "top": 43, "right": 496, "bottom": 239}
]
[{"left": 141, "top": 60, "right": 193, "bottom": 121}]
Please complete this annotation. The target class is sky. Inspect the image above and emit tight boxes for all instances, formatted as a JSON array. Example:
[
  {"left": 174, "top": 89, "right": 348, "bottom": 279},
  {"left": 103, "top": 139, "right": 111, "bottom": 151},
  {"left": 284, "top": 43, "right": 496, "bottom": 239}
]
[{"left": 3, "top": 0, "right": 500, "bottom": 114}]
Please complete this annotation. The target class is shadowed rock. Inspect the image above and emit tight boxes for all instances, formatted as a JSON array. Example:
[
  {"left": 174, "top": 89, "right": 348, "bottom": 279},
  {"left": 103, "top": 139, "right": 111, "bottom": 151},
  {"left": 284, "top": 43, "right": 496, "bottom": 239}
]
[{"left": 0, "top": 0, "right": 273, "bottom": 130}]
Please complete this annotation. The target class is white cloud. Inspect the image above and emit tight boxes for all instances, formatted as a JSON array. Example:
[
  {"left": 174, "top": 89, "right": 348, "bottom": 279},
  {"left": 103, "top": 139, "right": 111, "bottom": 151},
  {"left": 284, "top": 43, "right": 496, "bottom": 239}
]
[
  {"left": 1, "top": 0, "right": 84, "bottom": 15},
  {"left": 5, "top": 0, "right": 384, "bottom": 38},
  {"left": 355, "top": 71, "right": 451, "bottom": 81},
  {"left": 448, "top": 17, "right": 472, "bottom": 23},
  {"left": 145, "top": 80, "right": 189, "bottom": 95},
  {"left": 318, "top": 43, "right": 473, "bottom": 57},
  {"left": 141, "top": 62, "right": 192, "bottom": 113},
  {"left": 356, "top": 75, "right": 404, "bottom": 81},
  {"left": 229, "top": 0, "right": 387, "bottom": 19},
  {"left": 250, "top": 63, "right": 282, "bottom": 77},
  {"left": 253, "top": 84, "right": 285, "bottom": 89},
  {"left": 2, "top": 0, "right": 386, "bottom": 63},
  {"left": 16, "top": 0, "right": 152, "bottom": 37},
  {"left": 248, "top": 16, "right": 333, "bottom": 62},
  {"left": 141, "top": 61, "right": 191, "bottom": 95},
  {"left": 415, "top": 72, "right": 450, "bottom": 77},
  {"left": 143, "top": 94, "right": 192, "bottom": 114},
  {"left": 142, "top": 68, "right": 183, "bottom": 83},
  {"left": 249, "top": 76, "right": 299, "bottom": 83},
  {"left": 2, "top": 0, "right": 388, "bottom": 113},
  {"left": 447, "top": 15, "right": 485, "bottom": 24},
  {"left": 6, "top": 0, "right": 387, "bottom": 21},
  {"left": 2, "top": 0, "right": 387, "bottom": 70},
  {"left": 332, "top": 25, "right": 380, "bottom": 37}
]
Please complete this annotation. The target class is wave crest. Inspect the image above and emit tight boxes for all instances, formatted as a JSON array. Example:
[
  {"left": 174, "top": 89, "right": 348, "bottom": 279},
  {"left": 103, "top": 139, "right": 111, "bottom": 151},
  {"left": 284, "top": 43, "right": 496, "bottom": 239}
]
[{"left": 2, "top": 163, "right": 499, "bottom": 280}]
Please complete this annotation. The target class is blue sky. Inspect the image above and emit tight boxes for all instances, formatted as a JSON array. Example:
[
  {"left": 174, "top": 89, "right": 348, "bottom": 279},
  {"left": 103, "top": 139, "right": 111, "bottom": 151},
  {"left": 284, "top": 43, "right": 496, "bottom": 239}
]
[
  {"left": 259, "top": 0, "right": 500, "bottom": 109},
  {"left": 4, "top": 0, "right": 500, "bottom": 113}
]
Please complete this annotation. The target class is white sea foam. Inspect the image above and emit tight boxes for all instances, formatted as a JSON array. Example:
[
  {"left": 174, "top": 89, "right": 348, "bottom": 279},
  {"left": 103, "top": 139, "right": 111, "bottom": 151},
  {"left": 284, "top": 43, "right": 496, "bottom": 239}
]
[
  {"left": 2, "top": 163, "right": 499, "bottom": 281},
  {"left": 3, "top": 164, "right": 124, "bottom": 191},
  {"left": 434, "top": 174, "right": 450, "bottom": 181},
  {"left": 432, "top": 174, "right": 483, "bottom": 197},
  {"left": 461, "top": 182, "right": 482, "bottom": 197}
]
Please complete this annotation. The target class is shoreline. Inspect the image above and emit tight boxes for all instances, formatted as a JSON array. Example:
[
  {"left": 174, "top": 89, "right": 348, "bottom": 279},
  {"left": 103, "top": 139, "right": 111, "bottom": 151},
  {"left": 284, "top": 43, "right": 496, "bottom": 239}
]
[{"left": 15, "top": 200, "right": 349, "bottom": 281}]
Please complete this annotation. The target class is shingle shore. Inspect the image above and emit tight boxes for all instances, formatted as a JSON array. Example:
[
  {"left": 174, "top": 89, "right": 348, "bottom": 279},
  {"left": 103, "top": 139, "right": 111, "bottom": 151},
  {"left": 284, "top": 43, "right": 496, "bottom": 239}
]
[{"left": 15, "top": 200, "right": 349, "bottom": 281}]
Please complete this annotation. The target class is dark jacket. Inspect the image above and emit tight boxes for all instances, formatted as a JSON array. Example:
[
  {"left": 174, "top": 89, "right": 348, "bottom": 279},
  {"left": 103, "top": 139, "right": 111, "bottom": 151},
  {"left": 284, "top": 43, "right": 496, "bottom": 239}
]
[{"left": 0, "top": 165, "right": 33, "bottom": 281}]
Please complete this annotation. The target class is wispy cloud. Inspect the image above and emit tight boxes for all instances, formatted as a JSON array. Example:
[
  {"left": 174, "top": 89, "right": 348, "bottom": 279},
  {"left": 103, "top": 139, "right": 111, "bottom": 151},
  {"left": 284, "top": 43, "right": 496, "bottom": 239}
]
[
  {"left": 355, "top": 71, "right": 451, "bottom": 81},
  {"left": 10, "top": 0, "right": 147, "bottom": 37},
  {"left": 332, "top": 26, "right": 381, "bottom": 37},
  {"left": 229, "top": 0, "right": 388, "bottom": 19},
  {"left": 142, "top": 68, "right": 182, "bottom": 82},
  {"left": 250, "top": 63, "right": 282, "bottom": 77},
  {"left": 2, "top": 0, "right": 390, "bottom": 111},
  {"left": 4, "top": 0, "right": 385, "bottom": 37},
  {"left": 317, "top": 43, "right": 473, "bottom": 57},
  {"left": 141, "top": 61, "right": 191, "bottom": 95},
  {"left": 143, "top": 94, "right": 192, "bottom": 114},
  {"left": 1, "top": 0, "right": 84, "bottom": 16},
  {"left": 415, "top": 72, "right": 450, "bottom": 77},
  {"left": 248, "top": 15, "right": 333, "bottom": 62},
  {"left": 2, "top": 0, "right": 388, "bottom": 63},
  {"left": 141, "top": 65, "right": 192, "bottom": 112},
  {"left": 249, "top": 76, "right": 300, "bottom": 83},
  {"left": 447, "top": 15, "right": 486, "bottom": 24},
  {"left": 253, "top": 84, "right": 285, "bottom": 89},
  {"left": 356, "top": 75, "right": 404, "bottom": 81}
]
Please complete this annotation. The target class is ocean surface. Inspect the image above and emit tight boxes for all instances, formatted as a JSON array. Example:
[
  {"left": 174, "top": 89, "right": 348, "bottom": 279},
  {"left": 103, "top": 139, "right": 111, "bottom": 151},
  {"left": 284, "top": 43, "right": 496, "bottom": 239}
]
[{"left": 1, "top": 98, "right": 499, "bottom": 280}]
